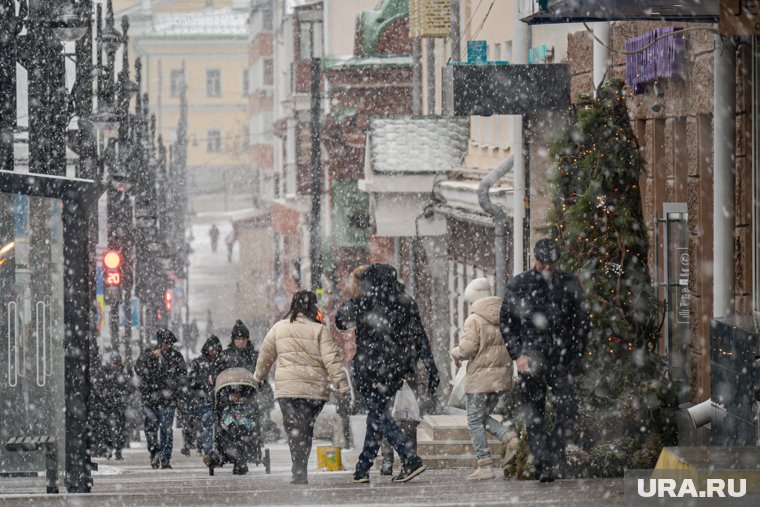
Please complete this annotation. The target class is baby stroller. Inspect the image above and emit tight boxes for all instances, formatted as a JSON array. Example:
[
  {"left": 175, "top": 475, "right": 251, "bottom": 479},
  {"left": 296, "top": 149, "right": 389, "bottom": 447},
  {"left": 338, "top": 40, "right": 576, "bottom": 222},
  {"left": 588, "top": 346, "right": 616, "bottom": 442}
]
[{"left": 207, "top": 368, "right": 271, "bottom": 476}]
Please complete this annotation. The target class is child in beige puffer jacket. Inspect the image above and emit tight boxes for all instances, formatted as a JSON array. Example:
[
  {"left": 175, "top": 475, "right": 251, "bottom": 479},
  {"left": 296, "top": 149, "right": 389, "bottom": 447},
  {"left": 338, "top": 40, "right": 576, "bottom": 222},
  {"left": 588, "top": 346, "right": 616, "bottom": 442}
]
[{"left": 450, "top": 278, "right": 518, "bottom": 481}]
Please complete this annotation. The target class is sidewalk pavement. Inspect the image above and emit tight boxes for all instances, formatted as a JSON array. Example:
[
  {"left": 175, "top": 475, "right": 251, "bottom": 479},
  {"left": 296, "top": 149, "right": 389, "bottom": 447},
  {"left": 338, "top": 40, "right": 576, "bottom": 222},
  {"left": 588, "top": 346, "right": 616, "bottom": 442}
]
[{"left": 0, "top": 430, "right": 626, "bottom": 506}]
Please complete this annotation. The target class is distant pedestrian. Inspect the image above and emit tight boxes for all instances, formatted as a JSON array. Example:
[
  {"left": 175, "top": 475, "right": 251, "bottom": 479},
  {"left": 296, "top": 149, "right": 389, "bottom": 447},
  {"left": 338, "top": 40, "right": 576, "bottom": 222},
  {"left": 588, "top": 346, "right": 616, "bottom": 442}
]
[
  {"left": 500, "top": 239, "right": 590, "bottom": 482},
  {"left": 189, "top": 335, "right": 223, "bottom": 464},
  {"left": 225, "top": 230, "right": 236, "bottom": 263},
  {"left": 94, "top": 354, "right": 129, "bottom": 460},
  {"left": 209, "top": 224, "right": 220, "bottom": 253},
  {"left": 451, "top": 278, "right": 517, "bottom": 481},
  {"left": 254, "top": 290, "right": 349, "bottom": 485},
  {"left": 336, "top": 264, "right": 431, "bottom": 484},
  {"left": 135, "top": 328, "right": 188, "bottom": 469}
]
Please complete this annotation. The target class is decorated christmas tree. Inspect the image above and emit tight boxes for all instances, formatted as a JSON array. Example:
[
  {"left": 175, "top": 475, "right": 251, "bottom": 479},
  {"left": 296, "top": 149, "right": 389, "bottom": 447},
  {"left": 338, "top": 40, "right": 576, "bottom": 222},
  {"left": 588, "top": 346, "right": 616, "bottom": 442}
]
[{"left": 544, "top": 80, "right": 678, "bottom": 476}]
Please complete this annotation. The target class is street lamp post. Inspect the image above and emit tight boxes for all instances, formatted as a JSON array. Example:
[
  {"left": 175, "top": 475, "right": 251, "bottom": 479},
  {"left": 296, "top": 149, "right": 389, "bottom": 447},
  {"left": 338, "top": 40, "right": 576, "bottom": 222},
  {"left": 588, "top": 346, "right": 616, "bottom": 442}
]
[{"left": 303, "top": 11, "right": 323, "bottom": 291}]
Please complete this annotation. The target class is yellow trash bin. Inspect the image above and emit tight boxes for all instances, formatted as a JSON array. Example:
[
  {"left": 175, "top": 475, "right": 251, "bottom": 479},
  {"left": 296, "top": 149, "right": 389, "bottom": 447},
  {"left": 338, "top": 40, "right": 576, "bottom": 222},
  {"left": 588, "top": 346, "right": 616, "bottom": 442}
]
[{"left": 316, "top": 446, "right": 343, "bottom": 472}]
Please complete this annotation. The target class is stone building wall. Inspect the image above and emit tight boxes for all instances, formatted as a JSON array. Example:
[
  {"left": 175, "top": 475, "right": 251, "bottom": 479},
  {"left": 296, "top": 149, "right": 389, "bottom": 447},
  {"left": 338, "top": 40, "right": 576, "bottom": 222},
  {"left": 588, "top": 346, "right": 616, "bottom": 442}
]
[{"left": 566, "top": 22, "right": 752, "bottom": 401}]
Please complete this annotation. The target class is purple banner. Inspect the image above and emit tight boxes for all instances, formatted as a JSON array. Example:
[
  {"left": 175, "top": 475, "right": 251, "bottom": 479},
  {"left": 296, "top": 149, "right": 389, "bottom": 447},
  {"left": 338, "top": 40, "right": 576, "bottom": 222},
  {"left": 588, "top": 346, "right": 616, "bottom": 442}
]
[{"left": 625, "top": 27, "right": 685, "bottom": 94}]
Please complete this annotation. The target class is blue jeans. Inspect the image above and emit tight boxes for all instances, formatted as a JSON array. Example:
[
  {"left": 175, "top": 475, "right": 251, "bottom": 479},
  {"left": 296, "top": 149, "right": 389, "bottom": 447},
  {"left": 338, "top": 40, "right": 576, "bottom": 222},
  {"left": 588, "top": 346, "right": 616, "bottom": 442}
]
[
  {"left": 144, "top": 404, "right": 176, "bottom": 462},
  {"left": 197, "top": 403, "right": 214, "bottom": 454},
  {"left": 466, "top": 392, "right": 510, "bottom": 460},
  {"left": 355, "top": 386, "right": 420, "bottom": 476}
]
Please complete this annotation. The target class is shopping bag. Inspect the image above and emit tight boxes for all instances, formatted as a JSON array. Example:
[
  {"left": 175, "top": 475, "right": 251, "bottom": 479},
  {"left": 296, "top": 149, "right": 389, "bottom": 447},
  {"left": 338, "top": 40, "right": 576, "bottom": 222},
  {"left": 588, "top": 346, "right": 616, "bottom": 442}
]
[
  {"left": 447, "top": 361, "right": 468, "bottom": 409},
  {"left": 391, "top": 381, "right": 421, "bottom": 422}
]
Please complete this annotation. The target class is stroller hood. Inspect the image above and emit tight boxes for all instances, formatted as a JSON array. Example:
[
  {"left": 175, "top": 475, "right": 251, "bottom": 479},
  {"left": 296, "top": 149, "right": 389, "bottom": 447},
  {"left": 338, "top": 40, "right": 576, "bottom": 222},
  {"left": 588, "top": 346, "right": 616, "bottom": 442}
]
[{"left": 214, "top": 367, "right": 257, "bottom": 394}]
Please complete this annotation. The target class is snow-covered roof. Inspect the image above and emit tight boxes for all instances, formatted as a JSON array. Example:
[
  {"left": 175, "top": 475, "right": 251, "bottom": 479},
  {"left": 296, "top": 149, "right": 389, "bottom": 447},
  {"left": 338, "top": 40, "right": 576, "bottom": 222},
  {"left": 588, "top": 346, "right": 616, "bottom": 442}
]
[
  {"left": 148, "top": 8, "right": 248, "bottom": 37},
  {"left": 325, "top": 55, "right": 413, "bottom": 70},
  {"left": 367, "top": 117, "right": 469, "bottom": 174}
]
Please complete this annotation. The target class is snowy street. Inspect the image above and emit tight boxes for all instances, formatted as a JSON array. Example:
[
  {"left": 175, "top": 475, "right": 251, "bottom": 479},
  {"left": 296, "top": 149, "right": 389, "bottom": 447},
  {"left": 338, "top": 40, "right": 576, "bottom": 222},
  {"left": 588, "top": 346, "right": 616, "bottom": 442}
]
[
  {"left": 186, "top": 209, "right": 246, "bottom": 352},
  {"left": 0, "top": 431, "right": 626, "bottom": 507}
]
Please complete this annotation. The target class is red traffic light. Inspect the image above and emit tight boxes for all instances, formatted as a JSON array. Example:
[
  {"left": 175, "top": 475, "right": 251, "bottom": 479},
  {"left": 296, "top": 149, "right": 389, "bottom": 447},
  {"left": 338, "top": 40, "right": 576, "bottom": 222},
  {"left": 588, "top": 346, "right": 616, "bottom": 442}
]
[
  {"left": 103, "top": 251, "right": 122, "bottom": 269},
  {"left": 103, "top": 250, "right": 122, "bottom": 287},
  {"left": 164, "top": 290, "right": 173, "bottom": 311}
]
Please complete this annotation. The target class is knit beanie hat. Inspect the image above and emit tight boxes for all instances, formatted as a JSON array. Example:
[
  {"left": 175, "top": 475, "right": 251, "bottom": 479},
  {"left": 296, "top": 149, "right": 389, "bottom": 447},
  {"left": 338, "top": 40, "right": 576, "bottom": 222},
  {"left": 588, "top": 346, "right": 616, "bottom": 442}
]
[
  {"left": 231, "top": 319, "right": 249, "bottom": 340},
  {"left": 464, "top": 277, "right": 492, "bottom": 305}
]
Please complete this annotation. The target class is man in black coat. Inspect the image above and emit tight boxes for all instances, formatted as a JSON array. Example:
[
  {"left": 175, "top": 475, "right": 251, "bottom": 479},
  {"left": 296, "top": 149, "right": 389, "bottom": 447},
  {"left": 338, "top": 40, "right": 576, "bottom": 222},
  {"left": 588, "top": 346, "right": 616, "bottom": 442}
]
[
  {"left": 335, "top": 263, "right": 435, "bottom": 484},
  {"left": 135, "top": 328, "right": 187, "bottom": 469},
  {"left": 189, "top": 335, "right": 222, "bottom": 461},
  {"left": 500, "top": 239, "right": 590, "bottom": 482}
]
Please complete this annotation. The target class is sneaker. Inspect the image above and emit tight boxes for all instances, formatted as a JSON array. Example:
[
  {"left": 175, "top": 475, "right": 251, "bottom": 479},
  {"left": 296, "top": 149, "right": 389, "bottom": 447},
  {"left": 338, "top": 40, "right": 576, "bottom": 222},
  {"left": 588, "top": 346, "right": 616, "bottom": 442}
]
[
  {"left": 539, "top": 469, "right": 555, "bottom": 483},
  {"left": 352, "top": 471, "right": 370, "bottom": 484},
  {"left": 501, "top": 432, "right": 519, "bottom": 467},
  {"left": 290, "top": 476, "right": 308, "bottom": 485},
  {"left": 380, "top": 462, "right": 393, "bottom": 476},
  {"left": 160, "top": 460, "right": 172, "bottom": 469},
  {"left": 391, "top": 459, "right": 426, "bottom": 483},
  {"left": 150, "top": 454, "right": 160, "bottom": 469},
  {"left": 114, "top": 450, "right": 123, "bottom": 461}
]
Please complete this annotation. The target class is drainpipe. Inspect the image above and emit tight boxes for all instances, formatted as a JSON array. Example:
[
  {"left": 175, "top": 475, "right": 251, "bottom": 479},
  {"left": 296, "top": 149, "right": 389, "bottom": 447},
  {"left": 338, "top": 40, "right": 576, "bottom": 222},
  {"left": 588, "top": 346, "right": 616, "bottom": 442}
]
[
  {"left": 479, "top": 155, "right": 514, "bottom": 297},
  {"left": 512, "top": 4, "right": 530, "bottom": 275},
  {"left": 713, "top": 34, "right": 736, "bottom": 318},
  {"left": 592, "top": 22, "right": 610, "bottom": 93}
]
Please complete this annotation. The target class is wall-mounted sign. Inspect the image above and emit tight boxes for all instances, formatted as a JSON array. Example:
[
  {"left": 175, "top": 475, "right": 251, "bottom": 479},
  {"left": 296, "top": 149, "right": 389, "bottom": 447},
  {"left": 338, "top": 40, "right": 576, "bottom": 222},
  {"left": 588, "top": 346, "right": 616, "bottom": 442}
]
[{"left": 720, "top": 0, "right": 760, "bottom": 36}]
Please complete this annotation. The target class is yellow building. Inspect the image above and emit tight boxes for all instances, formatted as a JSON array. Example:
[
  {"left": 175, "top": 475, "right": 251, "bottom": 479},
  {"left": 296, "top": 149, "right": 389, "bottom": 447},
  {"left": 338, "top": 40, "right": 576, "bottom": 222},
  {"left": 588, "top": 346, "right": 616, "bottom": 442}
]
[{"left": 115, "top": 0, "right": 252, "bottom": 213}]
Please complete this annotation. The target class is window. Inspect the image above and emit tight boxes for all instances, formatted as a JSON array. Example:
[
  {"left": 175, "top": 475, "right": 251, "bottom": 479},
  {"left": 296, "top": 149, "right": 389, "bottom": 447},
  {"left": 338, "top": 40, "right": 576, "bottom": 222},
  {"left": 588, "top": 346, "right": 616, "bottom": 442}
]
[
  {"left": 493, "top": 43, "right": 501, "bottom": 61},
  {"left": 262, "top": 7, "right": 273, "bottom": 30},
  {"left": 169, "top": 69, "right": 184, "bottom": 97},
  {"left": 243, "top": 69, "right": 249, "bottom": 96},
  {"left": 298, "top": 21, "right": 322, "bottom": 59},
  {"left": 242, "top": 126, "right": 250, "bottom": 150},
  {"left": 504, "top": 40, "right": 513, "bottom": 62},
  {"left": 207, "top": 130, "right": 221, "bottom": 152},
  {"left": 206, "top": 69, "right": 221, "bottom": 97},
  {"left": 263, "top": 59, "right": 274, "bottom": 86}
]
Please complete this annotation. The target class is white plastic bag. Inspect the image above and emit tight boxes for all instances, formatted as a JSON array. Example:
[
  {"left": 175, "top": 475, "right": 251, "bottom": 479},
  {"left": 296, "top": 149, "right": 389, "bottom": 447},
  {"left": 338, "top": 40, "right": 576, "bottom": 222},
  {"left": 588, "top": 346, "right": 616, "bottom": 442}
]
[
  {"left": 447, "top": 361, "right": 468, "bottom": 409},
  {"left": 392, "top": 381, "right": 421, "bottom": 422}
]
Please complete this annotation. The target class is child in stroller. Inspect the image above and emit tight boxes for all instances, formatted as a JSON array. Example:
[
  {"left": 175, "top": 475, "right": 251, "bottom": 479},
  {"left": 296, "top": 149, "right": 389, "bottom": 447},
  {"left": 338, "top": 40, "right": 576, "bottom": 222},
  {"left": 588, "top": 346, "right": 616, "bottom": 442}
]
[{"left": 209, "top": 368, "right": 270, "bottom": 476}]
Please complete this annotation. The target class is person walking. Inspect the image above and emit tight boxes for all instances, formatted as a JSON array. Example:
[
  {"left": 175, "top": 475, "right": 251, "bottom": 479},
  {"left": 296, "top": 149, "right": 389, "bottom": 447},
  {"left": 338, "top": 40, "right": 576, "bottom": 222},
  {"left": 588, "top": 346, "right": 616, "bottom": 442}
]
[
  {"left": 93, "top": 353, "right": 129, "bottom": 460},
  {"left": 189, "top": 335, "right": 223, "bottom": 464},
  {"left": 335, "top": 263, "right": 431, "bottom": 484},
  {"left": 214, "top": 320, "right": 257, "bottom": 376},
  {"left": 209, "top": 224, "right": 220, "bottom": 253},
  {"left": 500, "top": 239, "right": 590, "bottom": 482},
  {"left": 134, "top": 328, "right": 188, "bottom": 469},
  {"left": 451, "top": 278, "right": 518, "bottom": 481},
  {"left": 254, "top": 291, "right": 349, "bottom": 485}
]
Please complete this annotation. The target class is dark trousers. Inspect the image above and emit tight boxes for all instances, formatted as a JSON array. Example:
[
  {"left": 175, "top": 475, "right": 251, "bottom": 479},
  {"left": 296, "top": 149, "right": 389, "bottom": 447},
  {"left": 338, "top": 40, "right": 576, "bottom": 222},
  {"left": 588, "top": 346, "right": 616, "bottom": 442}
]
[
  {"left": 355, "top": 387, "right": 420, "bottom": 476},
  {"left": 144, "top": 404, "right": 176, "bottom": 462},
  {"left": 381, "top": 420, "right": 418, "bottom": 466},
  {"left": 519, "top": 367, "right": 577, "bottom": 475},
  {"left": 278, "top": 398, "right": 325, "bottom": 480}
]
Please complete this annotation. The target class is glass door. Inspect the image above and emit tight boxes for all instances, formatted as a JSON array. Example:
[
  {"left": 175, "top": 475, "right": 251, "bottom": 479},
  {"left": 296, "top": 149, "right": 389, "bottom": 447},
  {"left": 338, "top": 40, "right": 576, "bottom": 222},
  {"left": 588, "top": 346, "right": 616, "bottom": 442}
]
[{"left": 0, "top": 192, "right": 66, "bottom": 479}]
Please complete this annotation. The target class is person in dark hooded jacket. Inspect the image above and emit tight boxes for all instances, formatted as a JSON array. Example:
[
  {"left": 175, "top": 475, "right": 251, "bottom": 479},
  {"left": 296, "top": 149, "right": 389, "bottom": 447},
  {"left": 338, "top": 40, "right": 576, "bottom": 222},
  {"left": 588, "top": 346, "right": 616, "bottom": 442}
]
[
  {"left": 335, "top": 263, "right": 431, "bottom": 484},
  {"left": 134, "top": 328, "right": 187, "bottom": 469},
  {"left": 189, "top": 335, "right": 223, "bottom": 461}
]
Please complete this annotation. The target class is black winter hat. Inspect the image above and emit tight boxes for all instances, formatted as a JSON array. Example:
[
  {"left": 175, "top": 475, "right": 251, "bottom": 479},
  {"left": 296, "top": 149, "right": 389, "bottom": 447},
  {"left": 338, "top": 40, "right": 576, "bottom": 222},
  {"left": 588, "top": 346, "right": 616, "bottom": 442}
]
[
  {"left": 534, "top": 238, "right": 561, "bottom": 264},
  {"left": 231, "top": 320, "right": 250, "bottom": 340},
  {"left": 156, "top": 328, "right": 177, "bottom": 345}
]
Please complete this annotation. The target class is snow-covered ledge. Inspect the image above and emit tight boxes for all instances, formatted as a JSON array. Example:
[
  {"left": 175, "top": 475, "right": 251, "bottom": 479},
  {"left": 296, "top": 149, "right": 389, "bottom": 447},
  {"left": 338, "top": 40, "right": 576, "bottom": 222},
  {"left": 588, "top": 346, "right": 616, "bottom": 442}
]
[{"left": 361, "top": 117, "right": 469, "bottom": 237}]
